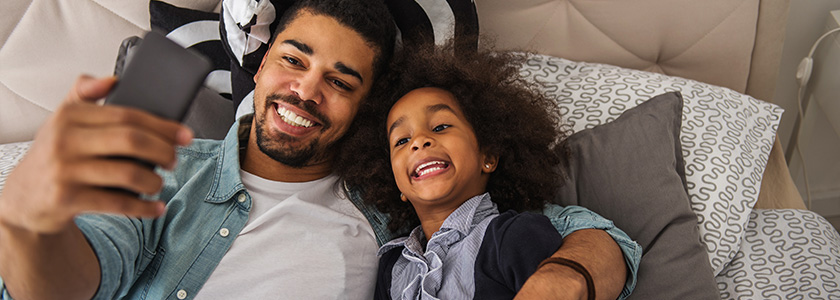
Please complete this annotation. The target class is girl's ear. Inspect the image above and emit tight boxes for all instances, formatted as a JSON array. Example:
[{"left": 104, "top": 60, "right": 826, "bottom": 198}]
[{"left": 481, "top": 153, "right": 499, "bottom": 173}]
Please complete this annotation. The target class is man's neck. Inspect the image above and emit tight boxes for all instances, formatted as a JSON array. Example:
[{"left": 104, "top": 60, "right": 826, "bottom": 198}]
[{"left": 239, "top": 119, "right": 333, "bottom": 183}]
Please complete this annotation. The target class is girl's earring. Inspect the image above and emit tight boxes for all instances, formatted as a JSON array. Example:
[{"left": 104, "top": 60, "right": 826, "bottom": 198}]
[
  {"left": 400, "top": 193, "right": 408, "bottom": 202},
  {"left": 484, "top": 164, "right": 491, "bottom": 169}
]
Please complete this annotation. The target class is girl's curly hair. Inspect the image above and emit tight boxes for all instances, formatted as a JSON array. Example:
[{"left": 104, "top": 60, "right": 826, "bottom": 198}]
[{"left": 335, "top": 42, "right": 570, "bottom": 233}]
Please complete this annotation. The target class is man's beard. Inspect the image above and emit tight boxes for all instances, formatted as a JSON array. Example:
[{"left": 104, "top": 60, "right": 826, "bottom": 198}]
[{"left": 254, "top": 93, "right": 334, "bottom": 168}]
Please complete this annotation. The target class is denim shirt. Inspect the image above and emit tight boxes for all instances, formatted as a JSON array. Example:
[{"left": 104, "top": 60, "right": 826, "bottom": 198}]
[{"left": 0, "top": 116, "right": 641, "bottom": 300}]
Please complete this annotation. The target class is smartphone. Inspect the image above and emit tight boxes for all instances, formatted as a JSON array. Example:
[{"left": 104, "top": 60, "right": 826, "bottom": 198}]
[
  {"left": 103, "top": 31, "right": 212, "bottom": 194},
  {"left": 105, "top": 31, "right": 212, "bottom": 121}
]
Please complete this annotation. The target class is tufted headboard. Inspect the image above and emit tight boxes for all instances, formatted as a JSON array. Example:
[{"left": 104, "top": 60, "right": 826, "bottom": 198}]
[
  {"left": 0, "top": 0, "right": 802, "bottom": 209},
  {"left": 476, "top": 0, "right": 789, "bottom": 104}
]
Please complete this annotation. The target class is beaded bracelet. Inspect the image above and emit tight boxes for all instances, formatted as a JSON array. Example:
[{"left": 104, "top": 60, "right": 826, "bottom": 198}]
[{"left": 537, "top": 257, "right": 596, "bottom": 300}]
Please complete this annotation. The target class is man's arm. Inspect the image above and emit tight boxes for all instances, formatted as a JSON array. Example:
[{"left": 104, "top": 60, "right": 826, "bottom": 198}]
[
  {"left": 515, "top": 229, "right": 626, "bottom": 300},
  {"left": 0, "top": 76, "right": 190, "bottom": 299},
  {"left": 515, "top": 205, "right": 641, "bottom": 300}
]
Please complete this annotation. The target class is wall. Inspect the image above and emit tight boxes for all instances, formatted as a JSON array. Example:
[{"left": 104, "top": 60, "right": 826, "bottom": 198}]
[{"left": 774, "top": 0, "right": 840, "bottom": 230}]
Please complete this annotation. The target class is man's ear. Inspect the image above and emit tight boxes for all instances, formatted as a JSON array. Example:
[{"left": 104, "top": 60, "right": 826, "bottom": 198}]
[
  {"left": 481, "top": 153, "right": 499, "bottom": 173},
  {"left": 254, "top": 49, "right": 270, "bottom": 83}
]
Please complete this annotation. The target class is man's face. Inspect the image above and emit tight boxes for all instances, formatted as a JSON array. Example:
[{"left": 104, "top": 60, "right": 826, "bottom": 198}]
[{"left": 252, "top": 10, "right": 376, "bottom": 167}]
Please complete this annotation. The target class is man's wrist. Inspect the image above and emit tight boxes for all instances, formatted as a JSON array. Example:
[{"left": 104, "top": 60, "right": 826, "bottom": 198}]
[{"left": 519, "top": 261, "right": 588, "bottom": 300}]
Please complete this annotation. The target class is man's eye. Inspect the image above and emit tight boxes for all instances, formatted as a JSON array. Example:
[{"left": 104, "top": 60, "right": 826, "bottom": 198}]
[
  {"left": 432, "top": 124, "right": 451, "bottom": 132},
  {"left": 332, "top": 79, "right": 350, "bottom": 91},
  {"left": 395, "top": 138, "right": 409, "bottom": 147},
  {"left": 283, "top": 56, "right": 301, "bottom": 66}
]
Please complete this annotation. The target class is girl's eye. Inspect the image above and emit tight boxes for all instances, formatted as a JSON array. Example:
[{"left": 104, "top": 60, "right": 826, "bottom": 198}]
[
  {"left": 432, "top": 124, "right": 451, "bottom": 132},
  {"left": 395, "top": 138, "right": 409, "bottom": 147}
]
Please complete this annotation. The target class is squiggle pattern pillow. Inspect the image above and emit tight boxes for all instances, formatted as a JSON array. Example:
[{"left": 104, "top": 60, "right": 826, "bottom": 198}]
[
  {"left": 716, "top": 209, "right": 840, "bottom": 299},
  {"left": 517, "top": 55, "right": 784, "bottom": 275}
]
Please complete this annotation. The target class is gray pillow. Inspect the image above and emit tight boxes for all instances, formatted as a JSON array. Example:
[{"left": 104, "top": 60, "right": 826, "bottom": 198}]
[{"left": 555, "top": 92, "right": 719, "bottom": 299}]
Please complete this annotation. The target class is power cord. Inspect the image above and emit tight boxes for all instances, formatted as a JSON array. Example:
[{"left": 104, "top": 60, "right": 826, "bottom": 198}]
[{"left": 788, "top": 27, "right": 840, "bottom": 210}]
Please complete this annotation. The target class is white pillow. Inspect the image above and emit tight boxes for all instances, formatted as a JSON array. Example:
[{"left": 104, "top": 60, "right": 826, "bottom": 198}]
[
  {"left": 0, "top": 142, "right": 31, "bottom": 192},
  {"left": 518, "top": 54, "right": 783, "bottom": 275}
]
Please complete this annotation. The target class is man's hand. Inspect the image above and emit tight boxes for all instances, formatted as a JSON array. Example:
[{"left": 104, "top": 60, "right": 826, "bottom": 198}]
[
  {"left": 0, "top": 75, "right": 193, "bottom": 233},
  {"left": 0, "top": 75, "right": 193, "bottom": 299},
  {"left": 514, "top": 229, "right": 627, "bottom": 300}
]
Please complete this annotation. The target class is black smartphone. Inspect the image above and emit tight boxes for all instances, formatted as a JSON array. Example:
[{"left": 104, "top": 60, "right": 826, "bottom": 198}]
[
  {"left": 105, "top": 31, "right": 212, "bottom": 121},
  {"left": 102, "top": 31, "right": 212, "bottom": 195}
]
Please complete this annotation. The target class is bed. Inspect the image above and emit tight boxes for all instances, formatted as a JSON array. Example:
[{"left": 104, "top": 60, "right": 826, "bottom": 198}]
[{"left": 1, "top": 0, "right": 839, "bottom": 299}]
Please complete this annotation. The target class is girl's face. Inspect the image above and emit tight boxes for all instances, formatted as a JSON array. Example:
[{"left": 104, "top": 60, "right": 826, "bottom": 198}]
[{"left": 386, "top": 87, "right": 497, "bottom": 214}]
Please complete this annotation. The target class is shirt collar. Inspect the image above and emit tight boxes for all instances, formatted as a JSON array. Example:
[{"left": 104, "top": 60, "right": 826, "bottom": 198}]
[
  {"left": 205, "top": 115, "right": 252, "bottom": 203},
  {"left": 377, "top": 193, "right": 498, "bottom": 256}
]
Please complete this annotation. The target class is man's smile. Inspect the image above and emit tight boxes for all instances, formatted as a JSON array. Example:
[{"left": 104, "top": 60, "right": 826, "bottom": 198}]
[{"left": 276, "top": 105, "right": 316, "bottom": 128}]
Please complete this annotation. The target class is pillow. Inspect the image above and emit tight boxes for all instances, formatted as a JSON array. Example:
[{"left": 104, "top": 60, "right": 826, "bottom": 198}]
[
  {"left": 518, "top": 54, "right": 784, "bottom": 275},
  {"left": 557, "top": 92, "right": 719, "bottom": 299},
  {"left": 220, "top": 0, "right": 479, "bottom": 106},
  {"left": 150, "top": 0, "right": 233, "bottom": 100},
  {"left": 384, "top": 0, "right": 479, "bottom": 50}
]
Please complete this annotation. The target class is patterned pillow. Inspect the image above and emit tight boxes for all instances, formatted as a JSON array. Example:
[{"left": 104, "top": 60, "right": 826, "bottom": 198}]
[
  {"left": 150, "top": 0, "right": 233, "bottom": 100},
  {"left": 518, "top": 54, "right": 784, "bottom": 275},
  {"left": 716, "top": 209, "right": 840, "bottom": 299}
]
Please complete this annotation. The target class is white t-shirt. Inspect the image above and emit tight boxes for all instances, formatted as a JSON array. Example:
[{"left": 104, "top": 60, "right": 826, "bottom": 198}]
[{"left": 194, "top": 171, "right": 379, "bottom": 299}]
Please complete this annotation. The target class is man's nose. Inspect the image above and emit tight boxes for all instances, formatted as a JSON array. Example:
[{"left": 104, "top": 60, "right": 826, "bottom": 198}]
[{"left": 290, "top": 72, "right": 322, "bottom": 104}]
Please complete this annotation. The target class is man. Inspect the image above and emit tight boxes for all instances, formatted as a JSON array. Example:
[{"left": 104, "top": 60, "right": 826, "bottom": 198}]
[{"left": 0, "top": 0, "right": 638, "bottom": 299}]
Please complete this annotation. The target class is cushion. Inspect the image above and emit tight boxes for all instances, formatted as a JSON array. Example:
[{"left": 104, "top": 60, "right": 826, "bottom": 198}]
[
  {"left": 518, "top": 54, "right": 784, "bottom": 275},
  {"left": 716, "top": 209, "right": 840, "bottom": 299},
  {"left": 150, "top": 0, "right": 233, "bottom": 100},
  {"left": 220, "top": 0, "right": 479, "bottom": 106},
  {"left": 557, "top": 92, "right": 719, "bottom": 299}
]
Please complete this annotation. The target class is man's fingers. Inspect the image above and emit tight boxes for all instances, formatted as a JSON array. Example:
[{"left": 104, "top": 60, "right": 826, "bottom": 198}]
[
  {"left": 63, "top": 159, "right": 165, "bottom": 195},
  {"left": 68, "top": 75, "right": 117, "bottom": 104},
  {"left": 74, "top": 187, "right": 166, "bottom": 218},
  {"left": 62, "top": 104, "right": 193, "bottom": 146},
  {"left": 63, "top": 126, "right": 181, "bottom": 169}
]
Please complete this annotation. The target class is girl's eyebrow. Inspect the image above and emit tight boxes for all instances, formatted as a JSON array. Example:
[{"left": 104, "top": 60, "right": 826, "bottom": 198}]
[
  {"left": 388, "top": 103, "right": 456, "bottom": 137},
  {"left": 388, "top": 116, "right": 405, "bottom": 137}
]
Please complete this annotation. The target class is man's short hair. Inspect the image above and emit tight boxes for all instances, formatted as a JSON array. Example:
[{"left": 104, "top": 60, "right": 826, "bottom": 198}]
[{"left": 271, "top": 0, "right": 396, "bottom": 81}]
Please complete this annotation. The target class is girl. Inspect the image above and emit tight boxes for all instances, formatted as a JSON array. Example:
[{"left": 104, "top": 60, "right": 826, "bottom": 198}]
[{"left": 337, "top": 44, "right": 573, "bottom": 299}]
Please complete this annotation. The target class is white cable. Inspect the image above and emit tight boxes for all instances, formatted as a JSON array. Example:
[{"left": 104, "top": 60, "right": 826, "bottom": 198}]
[{"left": 794, "top": 84, "right": 813, "bottom": 210}]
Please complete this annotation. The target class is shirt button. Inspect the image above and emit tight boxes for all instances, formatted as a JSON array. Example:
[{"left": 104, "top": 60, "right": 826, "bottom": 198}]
[
  {"left": 219, "top": 228, "right": 230, "bottom": 237},
  {"left": 177, "top": 289, "right": 188, "bottom": 299},
  {"left": 237, "top": 194, "right": 247, "bottom": 203}
]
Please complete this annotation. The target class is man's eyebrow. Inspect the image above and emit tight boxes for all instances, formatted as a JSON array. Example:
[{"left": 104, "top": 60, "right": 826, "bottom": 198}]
[
  {"left": 335, "top": 62, "right": 363, "bottom": 84},
  {"left": 388, "top": 116, "right": 405, "bottom": 138},
  {"left": 282, "top": 39, "right": 313, "bottom": 55}
]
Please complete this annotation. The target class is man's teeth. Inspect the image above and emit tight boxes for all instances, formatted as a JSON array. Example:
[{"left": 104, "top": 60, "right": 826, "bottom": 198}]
[
  {"left": 276, "top": 106, "right": 314, "bottom": 128},
  {"left": 415, "top": 161, "right": 446, "bottom": 177}
]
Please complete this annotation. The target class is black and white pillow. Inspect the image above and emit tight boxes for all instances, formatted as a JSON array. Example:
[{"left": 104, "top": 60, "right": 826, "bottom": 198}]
[
  {"left": 150, "top": 0, "right": 233, "bottom": 100},
  {"left": 221, "top": 0, "right": 479, "bottom": 111}
]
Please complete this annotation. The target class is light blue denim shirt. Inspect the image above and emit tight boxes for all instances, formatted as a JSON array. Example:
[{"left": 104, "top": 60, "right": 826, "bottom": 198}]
[{"left": 0, "top": 116, "right": 640, "bottom": 299}]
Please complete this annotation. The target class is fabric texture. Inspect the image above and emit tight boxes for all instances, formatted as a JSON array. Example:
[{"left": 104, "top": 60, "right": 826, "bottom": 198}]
[
  {"left": 518, "top": 54, "right": 784, "bottom": 275},
  {"left": 556, "top": 92, "right": 719, "bottom": 299},
  {"left": 715, "top": 209, "right": 840, "bottom": 299}
]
